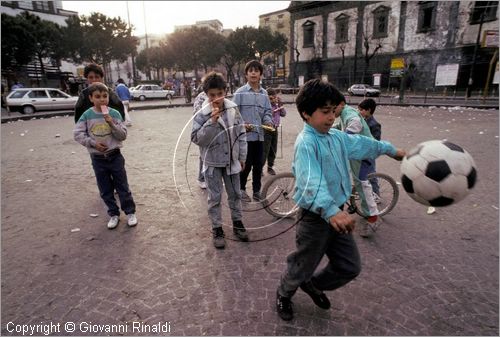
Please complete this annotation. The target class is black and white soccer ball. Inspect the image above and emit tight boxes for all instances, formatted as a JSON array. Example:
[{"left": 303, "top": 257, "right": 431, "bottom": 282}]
[{"left": 400, "top": 140, "right": 477, "bottom": 207}]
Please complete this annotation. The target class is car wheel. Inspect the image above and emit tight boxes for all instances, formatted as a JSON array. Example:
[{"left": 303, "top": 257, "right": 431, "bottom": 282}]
[
  {"left": 139, "top": 95, "right": 146, "bottom": 101},
  {"left": 166, "top": 94, "right": 172, "bottom": 100},
  {"left": 22, "top": 105, "right": 35, "bottom": 114}
]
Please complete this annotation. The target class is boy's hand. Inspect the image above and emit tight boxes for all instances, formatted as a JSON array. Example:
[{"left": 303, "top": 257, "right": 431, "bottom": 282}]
[
  {"left": 245, "top": 124, "right": 254, "bottom": 131},
  {"left": 103, "top": 114, "right": 113, "bottom": 124},
  {"left": 95, "top": 142, "right": 108, "bottom": 152},
  {"left": 240, "top": 161, "right": 245, "bottom": 172},
  {"left": 210, "top": 103, "right": 221, "bottom": 123},
  {"left": 329, "top": 211, "right": 355, "bottom": 234},
  {"left": 390, "top": 148, "right": 407, "bottom": 161}
]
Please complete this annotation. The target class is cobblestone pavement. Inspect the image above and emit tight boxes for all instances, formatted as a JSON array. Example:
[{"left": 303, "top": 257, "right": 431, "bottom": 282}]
[{"left": 1, "top": 104, "right": 498, "bottom": 336}]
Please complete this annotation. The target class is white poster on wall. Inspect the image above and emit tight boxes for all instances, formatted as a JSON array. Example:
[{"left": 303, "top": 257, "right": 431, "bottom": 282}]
[
  {"left": 435, "top": 63, "right": 459, "bottom": 86},
  {"left": 298, "top": 76, "right": 305, "bottom": 86}
]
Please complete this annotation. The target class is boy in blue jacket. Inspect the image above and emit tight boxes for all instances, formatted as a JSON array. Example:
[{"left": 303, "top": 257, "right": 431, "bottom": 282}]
[{"left": 276, "top": 79, "right": 405, "bottom": 321}]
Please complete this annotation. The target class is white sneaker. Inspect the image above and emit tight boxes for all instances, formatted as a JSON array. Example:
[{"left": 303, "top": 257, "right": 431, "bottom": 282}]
[
  {"left": 372, "top": 192, "right": 382, "bottom": 204},
  {"left": 359, "top": 220, "right": 373, "bottom": 238},
  {"left": 107, "top": 216, "right": 119, "bottom": 229},
  {"left": 127, "top": 213, "right": 138, "bottom": 227},
  {"left": 125, "top": 121, "right": 132, "bottom": 127},
  {"left": 198, "top": 180, "right": 207, "bottom": 189}
]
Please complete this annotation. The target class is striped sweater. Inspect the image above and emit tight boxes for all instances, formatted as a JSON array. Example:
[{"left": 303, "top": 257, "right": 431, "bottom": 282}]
[{"left": 73, "top": 107, "right": 127, "bottom": 155}]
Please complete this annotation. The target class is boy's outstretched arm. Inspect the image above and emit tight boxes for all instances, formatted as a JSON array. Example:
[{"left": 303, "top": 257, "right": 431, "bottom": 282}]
[{"left": 388, "top": 149, "right": 406, "bottom": 161}]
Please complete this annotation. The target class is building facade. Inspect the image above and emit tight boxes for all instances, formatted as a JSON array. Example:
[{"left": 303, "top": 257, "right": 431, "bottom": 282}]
[
  {"left": 288, "top": 1, "right": 499, "bottom": 93},
  {"left": 259, "top": 8, "right": 291, "bottom": 85}
]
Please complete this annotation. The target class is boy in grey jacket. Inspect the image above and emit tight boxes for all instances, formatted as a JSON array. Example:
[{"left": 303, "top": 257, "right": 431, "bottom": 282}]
[{"left": 191, "top": 72, "right": 248, "bottom": 249}]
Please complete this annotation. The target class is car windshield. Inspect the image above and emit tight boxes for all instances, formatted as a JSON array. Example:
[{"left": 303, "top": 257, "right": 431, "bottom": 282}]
[
  {"left": 10, "top": 90, "right": 29, "bottom": 98},
  {"left": 364, "top": 85, "right": 374, "bottom": 89}
]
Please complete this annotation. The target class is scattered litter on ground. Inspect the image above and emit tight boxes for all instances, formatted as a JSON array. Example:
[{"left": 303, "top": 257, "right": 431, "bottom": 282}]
[
  {"left": 90, "top": 213, "right": 99, "bottom": 218},
  {"left": 427, "top": 207, "right": 436, "bottom": 214},
  {"left": 55, "top": 134, "right": 61, "bottom": 138},
  {"left": 25, "top": 179, "right": 32, "bottom": 182},
  {"left": 71, "top": 228, "right": 80, "bottom": 232}
]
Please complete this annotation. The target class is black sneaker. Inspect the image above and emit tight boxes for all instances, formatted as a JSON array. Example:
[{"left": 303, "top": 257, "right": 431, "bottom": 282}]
[
  {"left": 276, "top": 290, "right": 293, "bottom": 321},
  {"left": 300, "top": 281, "right": 331, "bottom": 309},
  {"left": 267, "top": 167, "right": 276, "bottom": 175},
  {"left": 232, "top": 220, "right": 249, "bottom": 242},
  {"left": 212, "top": 227, "right": 226, "bottom": 249},
  {"left": 252, "top": 191, "right": 264, "bottom": 202}
]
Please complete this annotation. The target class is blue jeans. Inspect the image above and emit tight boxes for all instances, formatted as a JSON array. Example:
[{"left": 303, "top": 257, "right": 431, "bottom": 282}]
[
  {"left": 278, "top": 208, "right": 361, "bottom": 298},
  {"left": 90, "top": 151, "right": 136, "bottom": 217}
]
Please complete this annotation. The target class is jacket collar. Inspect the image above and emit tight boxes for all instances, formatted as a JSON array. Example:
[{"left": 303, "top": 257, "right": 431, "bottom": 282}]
[{"left": 304, "top": 123, "right": 328, "bottom": 137}]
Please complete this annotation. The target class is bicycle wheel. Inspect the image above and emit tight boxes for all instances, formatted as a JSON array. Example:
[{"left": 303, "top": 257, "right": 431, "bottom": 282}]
[
  {"left": 354, "top": 172, "right": 399, "bottom": 217},
  {"left": 261, "top": 172, "right": 299, "bottom": 219}
]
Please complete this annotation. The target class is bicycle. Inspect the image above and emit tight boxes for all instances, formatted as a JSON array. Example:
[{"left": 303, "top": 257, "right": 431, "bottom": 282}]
[{"left": 261, "top": 171, "right": 399, "bottom": 219}]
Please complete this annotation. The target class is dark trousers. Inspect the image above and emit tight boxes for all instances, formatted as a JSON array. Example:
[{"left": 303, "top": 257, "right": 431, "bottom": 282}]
[
  {"left": 278, "top": 208, "right": 361, "bottom": 298},
  {"left": 240, "top": 141, "right": 264, "bottom": 193},
  {"left": 90, "top": 151, "right": 136, "bottom": 217},
  {"left": 263, "top": 128, "right": 278, "bottom": 168}
]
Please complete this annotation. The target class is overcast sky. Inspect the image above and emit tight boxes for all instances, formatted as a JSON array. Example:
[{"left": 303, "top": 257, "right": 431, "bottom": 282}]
[{"left": 62, "top": 1, "right": 290, "bottom": 36}]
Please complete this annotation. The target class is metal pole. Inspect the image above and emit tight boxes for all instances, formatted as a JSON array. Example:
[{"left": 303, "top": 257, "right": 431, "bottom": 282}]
[
  {"left": 126, "top": 1, "right": 137, "bottom": 86},
  {"left": 143, "top": 1, "right": 150, "bottom": 80},
  {"left": 279, "top": 124, "right": 283, "bottom": 159}
]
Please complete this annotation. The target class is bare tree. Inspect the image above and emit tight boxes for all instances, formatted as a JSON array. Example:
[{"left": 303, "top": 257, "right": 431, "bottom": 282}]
[{"left": 361, "top": 17, "right": 383, "bottom": 84}]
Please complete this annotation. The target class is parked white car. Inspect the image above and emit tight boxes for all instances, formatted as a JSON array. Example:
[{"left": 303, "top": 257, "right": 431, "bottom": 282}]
[
  {"left": 6, "top": 88, "right": 78, "bottom": 114},
  {"left": 347, "top": 84, "right": 381, "bottom": 97},
  {"left": 130, "top": 84, "right": 174, "bottom": 101}
]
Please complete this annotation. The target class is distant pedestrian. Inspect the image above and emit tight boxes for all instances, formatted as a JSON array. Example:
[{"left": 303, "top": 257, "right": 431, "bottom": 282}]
[
  {"left": 185, "top": 80, "right": 192, "bottom": 103},
  {"left": 73, "top": 82, "right": 138, "bottom": 230},
  {"left": 263, "top": 88, "right": 286, "bottom": 175},
  {"left": 232, "top": 60, "right": 273, "bottom": 202},
  {"left": 191, "top": 72, "right": 248, "bottom": 249},
  {"left": 74, "top": 63, "right": 124, "bottom": 123},
  {"left": 11, "top": 81, "right": 24, "bottom": 90},
  {"left": 115, "top": 78, "right": 133, "bottom": 126}
]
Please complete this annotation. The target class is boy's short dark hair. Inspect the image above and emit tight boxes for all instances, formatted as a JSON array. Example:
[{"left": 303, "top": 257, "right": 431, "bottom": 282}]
[
  {"left": 202, "top": 72, "right": 227, "bottom": 93},
  {"left": 84, "top": 63, "right": 104, "bottom": 78},
  {"left": 87, "top": 82, "right": 109, "bottom": 96},
  {"left": 244, "top": 60, "right": 263, "bottom": 75},
  {"left": 266, "top": 88, "right": 277, "bottom": 96},
  {"left": 358, "top": 98, "right": 377, "bottom": 115},
  {"left": 295, "top": 79, "right": 345, "bottom": 120}
]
